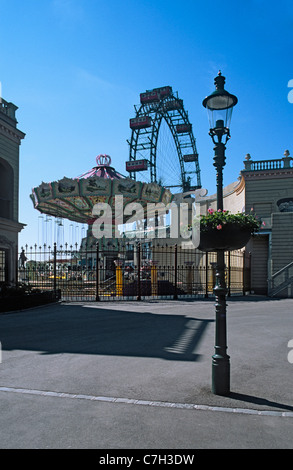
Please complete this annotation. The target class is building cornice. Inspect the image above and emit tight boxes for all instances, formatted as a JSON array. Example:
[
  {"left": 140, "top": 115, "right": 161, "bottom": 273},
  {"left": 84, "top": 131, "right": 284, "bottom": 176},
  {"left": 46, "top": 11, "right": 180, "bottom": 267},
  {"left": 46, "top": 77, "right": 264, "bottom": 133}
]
[
  {"left": 0, "top": 119, "right": 25, "bottom": 144},
  {"left": 235, "top": 175, "right": 245, "bottom": 195},
  {"left": 241, "top": 169, "right": 293, "bottom": 181},
  {"left": 0, "top": 217, "right": 26, "bottom": 233}
]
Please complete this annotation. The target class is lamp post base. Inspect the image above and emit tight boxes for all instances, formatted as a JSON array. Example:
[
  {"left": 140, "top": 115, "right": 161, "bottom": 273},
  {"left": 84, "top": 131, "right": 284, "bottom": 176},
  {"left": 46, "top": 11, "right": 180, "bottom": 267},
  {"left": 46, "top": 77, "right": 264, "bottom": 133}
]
[{"left": 212, "top": 354, "right": 230, "bottom": 396}]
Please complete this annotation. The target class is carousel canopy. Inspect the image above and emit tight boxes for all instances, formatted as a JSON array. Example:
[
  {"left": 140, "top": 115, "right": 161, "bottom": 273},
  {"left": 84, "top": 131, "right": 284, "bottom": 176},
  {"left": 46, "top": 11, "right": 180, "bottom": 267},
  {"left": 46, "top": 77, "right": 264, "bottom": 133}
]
[{"left": 30, "top": 155, "right": 174, "bottom": 225}]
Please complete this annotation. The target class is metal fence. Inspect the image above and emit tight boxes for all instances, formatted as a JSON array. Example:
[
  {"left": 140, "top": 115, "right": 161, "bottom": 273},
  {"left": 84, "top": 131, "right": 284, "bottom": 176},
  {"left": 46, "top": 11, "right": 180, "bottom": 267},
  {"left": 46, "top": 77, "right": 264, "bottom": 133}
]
[{"left": 18, "top": 242, "right": 251, "bottom": 301}]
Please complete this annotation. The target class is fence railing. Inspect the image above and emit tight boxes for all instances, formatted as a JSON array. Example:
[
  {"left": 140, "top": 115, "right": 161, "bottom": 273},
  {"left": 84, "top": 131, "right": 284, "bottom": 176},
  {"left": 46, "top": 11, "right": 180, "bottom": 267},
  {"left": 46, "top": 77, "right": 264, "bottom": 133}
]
[
  {"left": 268, "top": 260, "right": 293, "bottom": 297},
  {"left": 18, "top": 242, "right": 251, "bottom": 301},
  {"left": 243, "top": 154, "right": 293, "bottom": 172}
]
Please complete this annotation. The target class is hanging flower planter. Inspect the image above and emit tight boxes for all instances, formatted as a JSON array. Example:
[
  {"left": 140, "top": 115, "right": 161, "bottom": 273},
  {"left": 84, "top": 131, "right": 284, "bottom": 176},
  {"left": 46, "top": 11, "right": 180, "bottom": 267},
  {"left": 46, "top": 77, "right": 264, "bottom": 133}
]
[
  {"left": 198, "top": 224, "right": 253, "bottom": 252},
  {"left": 196, "top": 208, "right": 263, "bottom": 252}
]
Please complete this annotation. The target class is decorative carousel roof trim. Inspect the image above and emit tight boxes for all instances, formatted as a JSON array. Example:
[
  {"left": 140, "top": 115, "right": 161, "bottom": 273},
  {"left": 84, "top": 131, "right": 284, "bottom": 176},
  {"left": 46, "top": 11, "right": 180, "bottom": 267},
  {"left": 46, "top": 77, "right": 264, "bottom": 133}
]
[{"left": 30, "top": 156, "right": 174, "bottom": 224}]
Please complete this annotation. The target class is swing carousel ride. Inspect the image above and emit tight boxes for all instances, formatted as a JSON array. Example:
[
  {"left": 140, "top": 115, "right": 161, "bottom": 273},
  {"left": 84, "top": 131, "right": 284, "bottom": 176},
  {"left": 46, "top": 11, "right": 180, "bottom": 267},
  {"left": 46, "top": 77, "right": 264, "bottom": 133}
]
[
  {"left": 30, "top": 86, "right": 201, "bottom": 246},
  {"left": 30, "top": 154, "right": 174, "bottom": 246}
]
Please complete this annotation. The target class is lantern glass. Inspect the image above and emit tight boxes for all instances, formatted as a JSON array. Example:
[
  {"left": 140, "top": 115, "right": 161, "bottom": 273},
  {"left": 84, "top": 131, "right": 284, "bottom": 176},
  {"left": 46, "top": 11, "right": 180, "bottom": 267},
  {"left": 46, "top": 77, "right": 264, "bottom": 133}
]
[
  {"left": 206, "top": 103, "right": 234, "bottom": 130},
  {"left": 203, "top": 72, "right": 238, "bottom": 131}
]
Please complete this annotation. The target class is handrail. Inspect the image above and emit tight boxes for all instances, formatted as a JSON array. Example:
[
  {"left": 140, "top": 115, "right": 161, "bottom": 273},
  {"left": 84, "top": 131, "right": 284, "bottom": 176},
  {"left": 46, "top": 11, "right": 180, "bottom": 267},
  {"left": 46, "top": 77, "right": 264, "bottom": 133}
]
[
  {"left": 268, "top": 260, "right": 293, "bottom": 297},
  {"left": 271, "top": 260, "right": 293, "bottom": 279}
]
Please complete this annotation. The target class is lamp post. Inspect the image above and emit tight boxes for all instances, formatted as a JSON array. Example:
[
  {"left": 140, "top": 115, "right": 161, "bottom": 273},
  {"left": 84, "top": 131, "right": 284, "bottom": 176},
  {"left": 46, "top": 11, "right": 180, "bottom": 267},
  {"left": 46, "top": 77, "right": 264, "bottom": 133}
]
[{"left": 202, "top": 71, "right": 238, "bottom": 395}]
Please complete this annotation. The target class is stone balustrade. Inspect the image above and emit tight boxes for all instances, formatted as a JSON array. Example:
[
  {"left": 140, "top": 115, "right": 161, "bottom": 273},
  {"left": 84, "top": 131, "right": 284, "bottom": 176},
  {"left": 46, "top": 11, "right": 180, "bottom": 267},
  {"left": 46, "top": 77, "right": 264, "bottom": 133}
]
[{"left": 243, "top": 150, "right": 292, "bottom": 171}]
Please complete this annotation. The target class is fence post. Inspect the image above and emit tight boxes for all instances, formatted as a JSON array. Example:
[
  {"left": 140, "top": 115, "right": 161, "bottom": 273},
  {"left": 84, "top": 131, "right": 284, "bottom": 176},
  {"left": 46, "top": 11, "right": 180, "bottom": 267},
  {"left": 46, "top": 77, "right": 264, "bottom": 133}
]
[
  {"left": 227, "top": 251, "right": 231, "bottom": 297},
  {"left": 248, "top": 252, "right": 252, "bottom": 293},
  {"left": 115, "top": 262, "right": 123, "bottom": 297},
  {"left": 242, "top": 250, "right": 247, "bottom": 296},
  {"left": 96, "top": 243, "right": 100, "bottom": 301},
  {"left": 53, "top": 242, "right": 57, "bottom": 294},
  {"left": 137, "top": 243, "right": 141, "bottom": 300},
  {"left": 205, "top": 252, "right": 209, "bottom": 298},
  {"left": 174, "top": 244, "right": 178, "bottom": 300},
  {"left": 151, "top": 264, "right": 158, "bottom": 296}
]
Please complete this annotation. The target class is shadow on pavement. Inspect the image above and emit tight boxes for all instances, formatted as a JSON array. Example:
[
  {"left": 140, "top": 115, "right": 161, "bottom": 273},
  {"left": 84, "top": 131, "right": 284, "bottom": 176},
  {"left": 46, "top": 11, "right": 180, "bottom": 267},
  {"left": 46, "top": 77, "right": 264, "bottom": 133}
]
[
  {"left": 229, "top": 392, "right": 293, "bottom": 412},
  {"left": 0, "top": 305, "right": 213, "bottom": 362}
]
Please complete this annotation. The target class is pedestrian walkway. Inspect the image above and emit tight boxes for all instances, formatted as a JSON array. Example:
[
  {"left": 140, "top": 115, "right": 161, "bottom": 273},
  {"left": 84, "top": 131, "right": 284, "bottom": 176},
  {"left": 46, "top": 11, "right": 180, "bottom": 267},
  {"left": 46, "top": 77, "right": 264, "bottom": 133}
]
[{"left": 0, "top": 297, "right": 292, "bottom": 448}]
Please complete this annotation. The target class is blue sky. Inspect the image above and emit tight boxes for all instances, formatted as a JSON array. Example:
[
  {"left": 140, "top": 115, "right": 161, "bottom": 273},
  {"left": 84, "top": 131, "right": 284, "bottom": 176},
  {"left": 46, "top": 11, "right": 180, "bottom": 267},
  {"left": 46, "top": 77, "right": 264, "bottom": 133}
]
[{"left": 1, "top": 0, "right": 293, "bottom": 247}]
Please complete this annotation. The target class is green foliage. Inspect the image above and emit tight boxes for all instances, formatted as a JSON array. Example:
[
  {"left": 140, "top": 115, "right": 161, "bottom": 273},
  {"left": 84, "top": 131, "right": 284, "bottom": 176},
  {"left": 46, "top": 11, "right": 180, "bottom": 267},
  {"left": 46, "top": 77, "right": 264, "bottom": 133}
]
[{"left": 199, "top": 209, "right": 262, "bottom": 233}]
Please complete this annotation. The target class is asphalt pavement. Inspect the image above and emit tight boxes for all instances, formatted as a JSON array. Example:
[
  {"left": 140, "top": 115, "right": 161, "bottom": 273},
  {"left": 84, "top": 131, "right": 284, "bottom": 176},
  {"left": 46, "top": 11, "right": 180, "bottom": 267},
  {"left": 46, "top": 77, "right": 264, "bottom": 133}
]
[{"left": 0, "top": 296, "right": 293, "bottom": 449}]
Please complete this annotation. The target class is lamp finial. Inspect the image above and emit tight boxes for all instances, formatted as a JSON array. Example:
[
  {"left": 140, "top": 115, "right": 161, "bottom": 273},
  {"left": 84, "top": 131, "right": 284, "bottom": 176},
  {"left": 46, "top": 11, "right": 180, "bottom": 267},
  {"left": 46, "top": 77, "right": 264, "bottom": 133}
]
[{"left": 214, "top": 71, "right": 225, "bottom": 90}]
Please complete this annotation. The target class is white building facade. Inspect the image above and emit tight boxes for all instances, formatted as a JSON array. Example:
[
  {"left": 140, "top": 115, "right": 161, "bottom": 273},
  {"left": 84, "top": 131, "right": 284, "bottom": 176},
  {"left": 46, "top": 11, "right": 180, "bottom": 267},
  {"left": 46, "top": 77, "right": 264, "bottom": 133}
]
[{"left": 0, "top": 98, "right": 25, "bottom": 285}]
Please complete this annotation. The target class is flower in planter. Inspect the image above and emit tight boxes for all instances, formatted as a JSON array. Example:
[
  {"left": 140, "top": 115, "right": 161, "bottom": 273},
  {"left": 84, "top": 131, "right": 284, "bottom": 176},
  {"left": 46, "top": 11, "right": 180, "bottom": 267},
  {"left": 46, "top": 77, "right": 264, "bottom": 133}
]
[
  {"left": 181, "top": 209, "right": 262, "bottom": 250},
  {"left": 193, "top": 209, "right": 263, "bottom": 252},
  {"left": 199, "top": 209, "right": 262, "bottom": 233}
]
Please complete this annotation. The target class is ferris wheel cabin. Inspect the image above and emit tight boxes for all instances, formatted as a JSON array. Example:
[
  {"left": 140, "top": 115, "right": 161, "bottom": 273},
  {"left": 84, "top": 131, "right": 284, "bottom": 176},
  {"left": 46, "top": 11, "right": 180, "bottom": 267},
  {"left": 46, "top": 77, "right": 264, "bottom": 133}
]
[
  {"left": 183, "top": 154, "right": 198, "bottom": 162},
  {"left": 129, "top": 116, "right": 152, "bottom": 129},
  {"left": 176, "top": 123, "right": 192, "bottom": 133},
  {"left": 164, "top": 99, "right": 183, "bottom": 111},
  {"left": 125, "top": 159, "right": 148, "bottom": 172},
  {"left": 140, "top": 86, "right": 172, "bottom": 104}
]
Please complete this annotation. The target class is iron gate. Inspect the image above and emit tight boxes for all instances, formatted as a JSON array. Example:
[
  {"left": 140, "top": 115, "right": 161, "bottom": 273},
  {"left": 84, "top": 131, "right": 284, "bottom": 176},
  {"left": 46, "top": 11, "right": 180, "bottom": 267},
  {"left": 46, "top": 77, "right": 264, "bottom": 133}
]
[{"left": 18, "top": 242, "right": 251, "bottom": 301}]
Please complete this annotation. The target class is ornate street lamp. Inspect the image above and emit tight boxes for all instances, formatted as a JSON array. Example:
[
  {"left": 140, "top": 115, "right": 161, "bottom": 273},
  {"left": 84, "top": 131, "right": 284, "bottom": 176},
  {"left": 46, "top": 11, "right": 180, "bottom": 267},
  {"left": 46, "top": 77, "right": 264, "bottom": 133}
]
[{"left": 202, "top": 71, "right": 238, "bottom": 395}]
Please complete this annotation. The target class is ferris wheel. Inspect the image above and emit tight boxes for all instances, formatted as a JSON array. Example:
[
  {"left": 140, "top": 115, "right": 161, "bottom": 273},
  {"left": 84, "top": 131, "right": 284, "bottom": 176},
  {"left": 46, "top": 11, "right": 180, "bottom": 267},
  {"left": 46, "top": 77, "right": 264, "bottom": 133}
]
[{"left": 126, "top": 86, "right": 201, "bottom": 192}]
